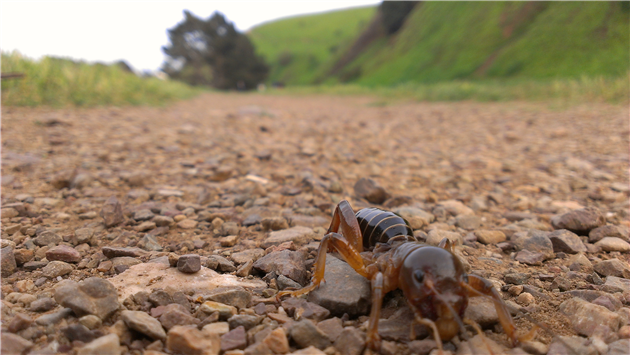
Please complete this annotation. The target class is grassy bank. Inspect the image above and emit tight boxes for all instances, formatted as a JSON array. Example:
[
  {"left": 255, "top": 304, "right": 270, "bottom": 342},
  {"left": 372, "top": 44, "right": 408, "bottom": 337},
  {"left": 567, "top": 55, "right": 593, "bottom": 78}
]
[
  {"left": 1, "top": 52, "right": 202, "bottom": 107},
  {"left": 267, "top": 76, "right": 629, "bottom": 105}
]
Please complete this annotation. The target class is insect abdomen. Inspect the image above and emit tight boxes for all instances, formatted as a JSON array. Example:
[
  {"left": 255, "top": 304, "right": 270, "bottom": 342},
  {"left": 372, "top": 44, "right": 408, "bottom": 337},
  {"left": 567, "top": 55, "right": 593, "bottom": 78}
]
[{"left": 356, "top": 208, "right": 413, "bottom": 249}]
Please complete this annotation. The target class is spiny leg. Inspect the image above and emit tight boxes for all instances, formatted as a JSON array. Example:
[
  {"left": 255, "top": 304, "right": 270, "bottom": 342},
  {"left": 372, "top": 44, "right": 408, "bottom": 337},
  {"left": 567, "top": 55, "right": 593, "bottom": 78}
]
[
  {"left": 277, "top": 232, "right": 369, "bottom": 300},
  {"left": 366, "top": 272, "right": 384, "bottom": 350},
  {"left": 413, "top": 317, "right": 444, "bottom": 355},
  {"left": 327, "top": 200, "right": 364, "bottom": 252}
]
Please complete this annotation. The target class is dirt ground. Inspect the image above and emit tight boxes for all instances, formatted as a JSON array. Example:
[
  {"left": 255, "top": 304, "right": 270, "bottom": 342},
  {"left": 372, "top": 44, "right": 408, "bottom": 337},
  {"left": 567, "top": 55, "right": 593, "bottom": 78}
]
[{"left": 1, "top": 92, "right": 629, "bottom": 355}]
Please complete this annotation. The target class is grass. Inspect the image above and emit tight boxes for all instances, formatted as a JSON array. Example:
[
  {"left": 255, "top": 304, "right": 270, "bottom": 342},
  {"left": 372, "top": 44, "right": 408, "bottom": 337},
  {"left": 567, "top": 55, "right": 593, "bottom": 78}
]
[
  {"left": 1, "top": 51, "right": 202, "bottom": 107},
  {"left": 248, "top": 6, "right": 376, "bottom": 85},
  {"left": 265, "top": 75, "right": 630, "bottom": 105}
]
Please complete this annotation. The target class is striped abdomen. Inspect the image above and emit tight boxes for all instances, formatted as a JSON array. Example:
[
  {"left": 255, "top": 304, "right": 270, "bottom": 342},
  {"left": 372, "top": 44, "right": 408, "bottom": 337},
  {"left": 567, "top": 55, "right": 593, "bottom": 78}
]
[{"left": 356, "top": 208, "right": 413, "bottom": 249}]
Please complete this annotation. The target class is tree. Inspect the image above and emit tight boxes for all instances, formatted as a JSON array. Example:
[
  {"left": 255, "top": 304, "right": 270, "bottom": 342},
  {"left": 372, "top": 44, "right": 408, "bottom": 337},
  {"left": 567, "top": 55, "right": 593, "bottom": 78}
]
[{"left": 162, "top": 11, "right": 268, "bottom": 90}]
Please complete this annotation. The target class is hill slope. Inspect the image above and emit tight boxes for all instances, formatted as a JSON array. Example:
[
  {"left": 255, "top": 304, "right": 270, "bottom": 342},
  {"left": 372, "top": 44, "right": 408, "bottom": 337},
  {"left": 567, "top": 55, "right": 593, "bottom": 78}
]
[
  {"left": 250, "top": 2, "right": 629, "bottom": 86},
  {"left": 248, "top": 6, "right": 376, "bottom": 85}
]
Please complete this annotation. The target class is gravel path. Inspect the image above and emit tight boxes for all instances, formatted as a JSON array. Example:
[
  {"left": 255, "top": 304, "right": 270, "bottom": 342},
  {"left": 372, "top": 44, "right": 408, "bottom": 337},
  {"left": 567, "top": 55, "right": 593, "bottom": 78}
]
[{"left": 1, "top": 93, "right": 629, "bottom": 355}]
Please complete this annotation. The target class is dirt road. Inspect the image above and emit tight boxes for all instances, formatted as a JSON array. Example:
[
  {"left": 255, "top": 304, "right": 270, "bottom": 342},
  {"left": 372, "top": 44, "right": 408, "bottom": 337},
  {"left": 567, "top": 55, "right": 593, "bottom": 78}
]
[{"left": 2, "top": 93, "right": 629, "bottom": 354}]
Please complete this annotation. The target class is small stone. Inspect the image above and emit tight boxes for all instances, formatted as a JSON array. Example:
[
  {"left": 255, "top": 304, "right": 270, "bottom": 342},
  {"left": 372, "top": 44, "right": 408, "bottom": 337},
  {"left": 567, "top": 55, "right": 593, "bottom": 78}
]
[
  {"left": 137, "top": 221, "right": 157, "bottom": 231},
  {"left": 42, "top": 260, "right": 73, "bottom": 278},
  {"left": 102, "top": 246, "right": 147, "bottom": 258},
  {"left": 589, "top": 225, "right": 629, "bottom": 243},
  {"left": 568, "top": 253, "right": 593, "bottom": 273},
  {"left": 29, "top": 297, "right": 56, "bottom": 312},
  {"left": 167, "top": 325, "right": 220, "bottom": 355},
  {"left": 594, "top": 259, "right": 630, "bottom": 278},
  {"left": 200, "top": 301, "right": 237, "bottom": 320},
  {"left": 122, "top": 310, "right": 167, "bottom": 340},
  {"left": 228, "top": 314, "right": 261, "bottom": 330},
  {"left": 159, "top": 304, "right": 198, "bottom": 330},
  {"left": 474, "top": 230, "right": 506, "bottom": 244},
  {"left": 515, "top": 250, "right": 545, "bottom": 265},
  {"left": 290, "top": 346, "right": 326, "bottom": 355},
  {"left": 595, "top": 237, "right": 630, "bottom": 252},
  {"left": 13, "top": 249, "right": 34, "bottom": 266},
  {"left": 354, "top": 177, "right": 390, "bottom": 204},
  {"left": 205, "top": 286, "right": 251, "bottom": 309},
  {"left": 221, "top": 325, "right": 248, "bottom": 351},
  {"left": 63, "top": 323, "right": 96, "bottom": 343},
  {"left": 33, "top": 231, "right": 62, "bottom": 246},
  {"left": 548, "top": 229, "right": 586, "bottom": 253},
  {"left": 455, "top": 215, "right": 481, "bottom": 230},
  {"left": 608, "top": 339, "right": 630, "bottom": 355},
  {"left": 79, "top": 315, "right": 103, "bottom": 330},
  {"left": 134, "top": 209, "right": 155, "bottom": 221},
  {"left": 559, "top": 297, "right": 622, "bottom": 342},
  {"left": 177, "top": 219, "right": 198, "bottom": 229},
  {"left": 202, "top": 322, "right": 230, "bottom": 337},
  {"left": 435, "top": 200, "right": 474, "bottom": 216},
  {"left": 77, "top": 333, "right": 121, "bottom": 355},
  {"left": 262, "top": 327, "right": 289, "bottom": 354},
  {"left": 604, "top": 276, "right": 630, "bottom": 292},
  {"left": 288, "top": 319, "right": 331, "bottom": 350},
  {"left": 1, "top": 333, "right": 34, "bottom": 355},
  {"left": 262, "top": 226, "right": 313, "bottom": 248},
  {"left": 79, "top": 211, "right": 98, "bottom": 219},
  {"left": 1, "top": 247, "right": 17, "bottom": 277},
  {"left": 232, "top": 249, "right": 266, "bottom": 264},
  {"left": 511, "top": 230, "right": 554, "bottom": 260},
  {"left": 262, "top": 217, "right": 289, "bottom": 231},
  {"left": 54, "top": 277, "right": 120, "bottom": 320},
  {"left": 253, "top": 249, "right": 307, "bottom": 285},
  {"left": 307, "top": 255, "right": 370, "bottom": 317},
  {"left": 46, "top": 244, "right": 82, "bottom": 262},
  {"left": 333, "top": 327, "right": 366, "bottom": 355},
  {"left": 551, "top": 207, "right": 606, "bottom": 235},
  {"left": 465, "top": 297, "right": 499, "bottom": 327},
  {"left": 35, "top": 307, "right": 73, "bottom": 325},
  {"left": 547, "top": 336, "right": 597, "bottom": 355},
  {"left": 101, "top": 196, "right": 125, "bottom": 228},
  {"left": 592, "top": 294, "right": 622, "bottom": 312},
  {"left": 425, "top": 229, "right": 462, "bottom": 246},
  {"left": 282, "top": 297, "right": 330, "bottom": 322},
  {"left": 177, "top": 254, "right": 201, "bottom": 273},
  {"left": 517, "top": 292, "right": 535, "bottom": 305},
  {"left": 8, "top": 313, "right": 32, "bottom": 333},
  {"left": 219, "top": 235, "right": 239, "bottom": 247},
  {"left": 407, "top": 339, "right": 437, "bottom": 355}
]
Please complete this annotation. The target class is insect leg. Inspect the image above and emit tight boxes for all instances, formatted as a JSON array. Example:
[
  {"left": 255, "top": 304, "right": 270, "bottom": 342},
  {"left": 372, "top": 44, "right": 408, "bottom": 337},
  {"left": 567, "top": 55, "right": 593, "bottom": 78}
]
[
  {"left": 327, "top": 200, "right": 364, "bottom": 252},
  {"left": 366, "top": 272, "right": 384, "bottom": 351}
]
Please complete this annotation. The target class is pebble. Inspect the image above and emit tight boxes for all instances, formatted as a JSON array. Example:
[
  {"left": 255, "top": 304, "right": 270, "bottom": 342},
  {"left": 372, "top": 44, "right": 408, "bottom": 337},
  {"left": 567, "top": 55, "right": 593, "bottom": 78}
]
[
  {"left": 1, "top": 246, "right": 17, "bottom": 276},
  {"left": 464, "top": 297, "right": 499, "bottom": 327},
  {"left": 455, "top": 215, "right": 481, "bottom": 230},
  {"left": 167, "top": 325, "right": 220, "bottom": 355},
  {"left": 33, "top": 231, "right": 62, "bottom": 246},
  {"left": 548, "top": 229, "right": 586, "bottom": 253},
  {"left": 134, "top": 209, "right": 155, "bottom": 221},
  {"left": 46, "top": 244, "right": 82, "bottom": 262},
  {"left": 474, "top": 230, "right": 506, "bottom": 244},
  {"left": 177, "top": 254, "right": 201, "bottom": 273},
  {"left": 221, "top": 325, "right": 248, "bottom": 351},
  {"left": 54, "top": 277, "right": 120, "bottom": 320},
  {"left": 289, "top": 319, "right": 332, "bottom": 350},
  {"left": 333, "top": 327, "right": 366, "bottom": 355},
  {"left": 177, "top": 219, "right": 198, "bottom": 229},
  {"left": 63, "top": 323, "right": 96, "bottom": 342},
  {"left": 253, "top": 249, "right": 308, "bottom": 285},
  {"left": 205, "top": 286, "right": 251, "bottom": 309},
  {"left": 200, "top": 301, "right": 237, "bottom": 320},
  {"left": 79, "top": 314, "right": 103, "bottom": 330},
  {"left": 290, "top": 346, "right": 327, "bottom": 355},
  {"left": 137, "top": 221, "right": 157, "bottom": 231},
  {"left": 559, "top": 297, "right": 622, "bottom": 342},
  {"left": 435, "top": 200, "right": 474, "bottom": 216},
  {"left": 100, "top": 196, "right": 125, "bottom": 228},
  {"left": 551, "top": 207, "right": 606, "bottom": 234},
  {"left": 425, "top": 229, "right": 462, "bottom": 246},
  {"left": 594, "top": 259, "right": 630, "bottom": 278},
  {"left": 29, "top": 297, "right": 56, "bottom": 312},
  {"left": 595, "top": 237, "right": 630, "bottom": 252},
  {"left": 1, "top": 332, "right": 34, "bottom": 355},
  {"left": 122, "top": 310, "right": 167, "bottom": 340},
  {"left": 307, "top": 255, "right": 370, "bottom": 317},
  {"left": 511, "top": 230, "right": 554, "bottom": 260},
  {"left": 35, "top": 307, "right": 73, "bottom": 326},
  {"left": 568, "top": 253, "right": 593, "bottom": 273},
  {"left": 263, "top": 327, "right": 289, "bottom": 354},
  {"left": 392, "top": 207, "right": 434, "bottom": 230},
  {"left": 232, "top": 249, "right": 266, "bottom": 264},
  {"left": 262, "top": 226, "right": 313, "bottom": 248},
  {"left": 604, "top": 276, "right": 630, "bottom": 292},
  {"left": 42, "top": 260, "right": 73, "bottom": 278},
  {"left": 102, "top": 246, "right": 147, "bottom": 258},
  {"left": 608, "top": 339, "right": 630, "bottom": 355},
  {"left": 8, "top": 313, "right": 33, "bottom": 333},
  {"left": 77, "top": 333, "right": 121, "bottom": 355},
  {"left": 353, "top": 177, "right": 390, "bottom": 204}
]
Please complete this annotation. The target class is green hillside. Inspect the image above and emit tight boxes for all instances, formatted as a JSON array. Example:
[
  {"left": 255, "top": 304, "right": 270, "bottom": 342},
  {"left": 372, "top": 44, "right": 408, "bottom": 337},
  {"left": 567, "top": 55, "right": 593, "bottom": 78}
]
[
  {"left": 248, "top": 6, "right": 376, "bottom": 84},
  {"left": 250, "top": 2, "right": 629, "bottom": 86}
]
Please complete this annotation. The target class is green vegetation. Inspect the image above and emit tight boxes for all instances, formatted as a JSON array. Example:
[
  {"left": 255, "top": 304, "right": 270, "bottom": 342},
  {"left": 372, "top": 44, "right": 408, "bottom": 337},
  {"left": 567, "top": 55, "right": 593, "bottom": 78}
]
[
  {"left": 267, "top": 75, "right": 629, "bottom": 105},
  {"left": 248, "top": 6, "right": 376, "bottom": 85},
  {"left": 1, "top": 52, "right": 202, "bottom": 107}
]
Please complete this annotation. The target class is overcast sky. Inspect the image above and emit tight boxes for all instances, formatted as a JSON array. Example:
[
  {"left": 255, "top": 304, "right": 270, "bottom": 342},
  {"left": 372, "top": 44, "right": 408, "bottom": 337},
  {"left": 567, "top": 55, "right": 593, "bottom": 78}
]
[{"left": 1, "top": 0, "right": 380, "bottom": 72}]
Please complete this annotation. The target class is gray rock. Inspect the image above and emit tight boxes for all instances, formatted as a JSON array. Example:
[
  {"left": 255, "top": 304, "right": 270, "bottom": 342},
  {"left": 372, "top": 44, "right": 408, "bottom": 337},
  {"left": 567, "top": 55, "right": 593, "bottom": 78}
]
[
  {"left": 548, "top": 229, "right": 586, "bottom": 254},
  {"left": 465, "top": 296, "right": 499, "bottom": 328},
  {"left": 177, "top": 254, "right": 201, "bottom": 273},
  {"left": 100, "top": 196, "right": 124, "bottom": 228},
  {"left": 253, "top": 249, "right": 308, "bottom": 285},
  {"left": 33, "top": 231, "right": 62, "bottom": 247},
  {"left": 354, "top": 177, "right": 390, "bottom": 204},
  {"left": 511, "top": 230, "right": 554, "bottom": 260},
  {"left": 568, "top": 253, "right": 593, "bottom": 273},
  {"left": 595, "top": 237, "right": 630, "bottom": 252},
  {"left": 35, "top": 307, "right": 73, "bottom": 326},
  {"left": 392, "top": 207, "right": 434, "bottom": 230},
  {"left": 149, "top": 289, "right": 173, "bottom": 306},
  {"left": 591, "top": 294, "right": 622, "bottom": 312},
  {"left": 547, "top": 336, "right": 597, "bottom": 355},
  {"left": 608, "top": 339, "right": 630, "bottom": 355},
  {"left": 594, "top": 259, "right": 630, "bottom": 278},
  {"left": 425, "top": 229, "right": 462, "bottom": 246},
  {"left": 75, "top": 228, "right": 96, "bottom": 245},
  {"left": 262, "top": 226, "right": 313, "bottom": 248},
  {"left": 42, "top": 260, "right": 73, "bottom": 278},
  {"left": 317, "top": 318, "right": 343, "bottom": 342},
  {"left": 504, "top": 273, "right": 529, "bottom": 285},
  {"left": 134, "top": 209, "right": 155, "bottom": 221},
  {"left": 62, "top": 324, "right": 96, "bottom": 343},
  {"left": 79, "top": 315, "right": 103, "bottom": 330},
  {"left": 455, "top": 215, "right": 481, "bottom": 230},
  {"left": 551, "top": 207, "right": 606, "bottom": 235},
  {"left": 515, "top": 250, "right": 545, "bottom": 265},
  {"left": 289, "top": 319, "right": 331, "bottom": 350},
  {"left": 281, "top": 297, "right": 330, "bottom": 322},
  {"left": 77, "top": 333, "right": 121, "bottom": 355},
  {"left": 227, "top": 314, "right": 262, "bottom": 330},
  {"left": 231, "top": 249, "right": 265, "bottom": 264},
  {"left": 474, "top": 230, "right": 506, "bottom": 245},
  {"left": 121, "top": 310, "right": 167, "bottom": 340},
  {"left": 221, "top": 325, "right": 247, "bottom": 351},
  {"left": 559, "top": 297, "right": 621, "bottom": 342},
  {"left": 333, "top": 327, "right": 366, "bottom": 355},
  {"left": 589, "top": 225, "right": 629, "bottom": 243},
  {"left": 166, "top": 325, "right": 220, "bottom": 355},
  {"left": 604, "top": 276, "right": 630, "bottom": 292},
  {"left": 7, "top": 313, "right": 32, "bottom": 333},
  {"left": 102, "top": 246, "right": 147, "bottom": 258},
  {"left": 138, "top": 234, "right": 162, "bottom": 251},
  {"left": 1, "top": 332, "right": 34, "bottom": 355},
  {"left": 159, "top": 304, "right": 198, "bottom": 330},
  {"left": 377, "top": 307, "right": 427, "bottom": 342},
  {"left": 1, "top": 246, "right": 17, "bottom": 277},
  {"left": 54, "top": 277, "right": 120, "bottom": 320},
  {"left": 307, "top": 255, "right": 371, "bottom": 317},
  {"left": 204, "top": 286, "right": 251, "bottom": 309},
  {"left": 277, "top": 274, "right": 302, "bottom": 290},
  {"left": 206, "top": 255, "right": 237, "bottom": 272},
  {"left": 46, "top": 244, "right": 82, "bottom": 263},
  {"left": 29, "top": 297, "right": 56, "bottom": 312}
]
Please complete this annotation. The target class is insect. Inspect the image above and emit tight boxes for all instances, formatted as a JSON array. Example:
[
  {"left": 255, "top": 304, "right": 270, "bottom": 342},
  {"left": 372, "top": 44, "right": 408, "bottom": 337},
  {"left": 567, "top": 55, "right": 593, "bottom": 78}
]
[{"left": 278, "top": 200, "right": 533, "bottom": 352}]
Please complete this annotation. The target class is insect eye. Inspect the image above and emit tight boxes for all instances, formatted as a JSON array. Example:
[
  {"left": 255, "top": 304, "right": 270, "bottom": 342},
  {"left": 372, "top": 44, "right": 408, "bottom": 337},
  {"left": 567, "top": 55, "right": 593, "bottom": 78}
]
[{"left": 414, "top": 270, "right": 425, "bottom": 283}]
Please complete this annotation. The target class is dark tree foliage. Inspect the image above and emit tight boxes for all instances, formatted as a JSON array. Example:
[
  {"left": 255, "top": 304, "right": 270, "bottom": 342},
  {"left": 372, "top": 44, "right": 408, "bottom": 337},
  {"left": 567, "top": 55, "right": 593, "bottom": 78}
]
[
  {"left": 380, "top": 1, "right": 418, "bottom": 35},
  {"left": 162, "top": 11, "right": 268, "bottom": 90}
]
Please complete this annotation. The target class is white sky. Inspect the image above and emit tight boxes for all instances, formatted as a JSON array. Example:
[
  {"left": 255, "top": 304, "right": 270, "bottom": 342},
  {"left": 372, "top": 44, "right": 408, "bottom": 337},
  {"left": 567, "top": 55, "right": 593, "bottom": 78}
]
[{"left": 1, "top": 0, "right": 380, "bottom": 72}]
